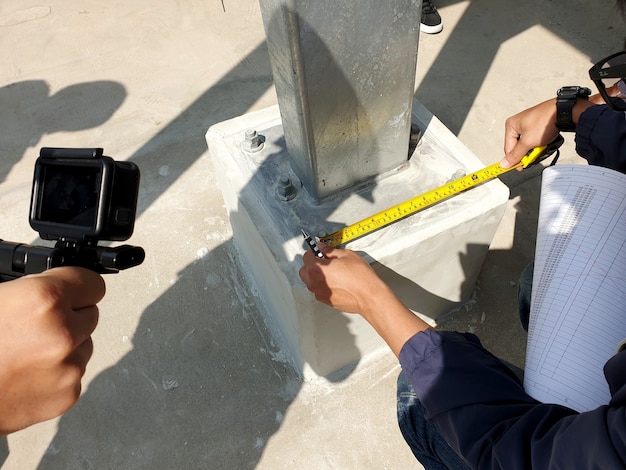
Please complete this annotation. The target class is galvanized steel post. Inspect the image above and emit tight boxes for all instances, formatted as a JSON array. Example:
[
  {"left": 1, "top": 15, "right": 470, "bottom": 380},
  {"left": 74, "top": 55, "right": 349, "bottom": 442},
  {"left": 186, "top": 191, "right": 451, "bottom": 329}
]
[{"left": 259, "top": 0, "right": 422, "bottom": 201}]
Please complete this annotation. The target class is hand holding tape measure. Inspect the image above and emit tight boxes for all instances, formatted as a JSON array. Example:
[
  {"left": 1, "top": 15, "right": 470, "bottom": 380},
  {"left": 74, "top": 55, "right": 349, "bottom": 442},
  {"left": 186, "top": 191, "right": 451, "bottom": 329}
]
[{"left": 308, "top": 136, "right": 564, "bottom": 250}]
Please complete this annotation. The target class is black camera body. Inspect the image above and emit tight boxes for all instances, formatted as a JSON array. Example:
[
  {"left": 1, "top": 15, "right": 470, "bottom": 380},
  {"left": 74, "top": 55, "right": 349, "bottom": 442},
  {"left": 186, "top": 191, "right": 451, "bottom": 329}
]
[
  {"left": 0, "top": 148, "right": 145, "bottom": 280},
  {"left": 30, "top": 147, "right": 139, "bottom": 242}
]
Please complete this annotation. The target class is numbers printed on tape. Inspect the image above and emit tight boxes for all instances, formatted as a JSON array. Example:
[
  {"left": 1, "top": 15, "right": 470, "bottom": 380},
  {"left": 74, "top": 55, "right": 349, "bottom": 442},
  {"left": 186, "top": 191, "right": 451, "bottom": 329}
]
[{"left": 320, "top": 144, "right": 556, "bottom": 248}]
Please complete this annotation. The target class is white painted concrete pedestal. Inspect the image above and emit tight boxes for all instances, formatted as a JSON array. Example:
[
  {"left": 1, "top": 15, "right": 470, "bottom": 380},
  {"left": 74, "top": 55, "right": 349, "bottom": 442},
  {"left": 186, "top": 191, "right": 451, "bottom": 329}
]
[{"left": 206, "top": 101, "right": 509, "bottom": 379}]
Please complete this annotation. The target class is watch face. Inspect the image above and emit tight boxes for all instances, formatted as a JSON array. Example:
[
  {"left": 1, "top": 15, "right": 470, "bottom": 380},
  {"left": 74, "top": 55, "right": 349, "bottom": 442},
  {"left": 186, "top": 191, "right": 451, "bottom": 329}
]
[{"left": 558, "top": 86, "right": 591, "bottom": 98}]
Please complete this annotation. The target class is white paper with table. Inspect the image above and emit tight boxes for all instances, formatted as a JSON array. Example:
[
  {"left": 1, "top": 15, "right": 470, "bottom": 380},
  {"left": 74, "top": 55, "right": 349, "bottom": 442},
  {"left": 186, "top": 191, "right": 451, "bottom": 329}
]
[{"left": 523, "top": 164, "right": 626, "bottom": 412}]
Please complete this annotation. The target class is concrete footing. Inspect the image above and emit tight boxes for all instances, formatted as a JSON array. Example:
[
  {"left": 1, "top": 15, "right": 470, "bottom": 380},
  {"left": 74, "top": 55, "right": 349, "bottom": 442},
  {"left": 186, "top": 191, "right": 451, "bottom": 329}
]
[{"left": 207, "top": 101, "right": 509, "bottom": 379}]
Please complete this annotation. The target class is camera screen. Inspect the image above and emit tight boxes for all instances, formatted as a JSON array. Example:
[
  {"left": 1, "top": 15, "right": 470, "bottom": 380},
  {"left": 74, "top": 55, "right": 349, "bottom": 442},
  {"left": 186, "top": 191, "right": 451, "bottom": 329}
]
[{"left": 38, "top": 164, "right": 101, "bottom": 228}]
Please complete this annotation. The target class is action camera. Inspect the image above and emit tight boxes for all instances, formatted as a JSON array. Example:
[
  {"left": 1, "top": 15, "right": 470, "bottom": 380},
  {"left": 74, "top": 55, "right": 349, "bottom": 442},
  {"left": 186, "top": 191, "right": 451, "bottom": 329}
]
[{"left": 0, "top": 147, "right": 145, "bottom": 280}]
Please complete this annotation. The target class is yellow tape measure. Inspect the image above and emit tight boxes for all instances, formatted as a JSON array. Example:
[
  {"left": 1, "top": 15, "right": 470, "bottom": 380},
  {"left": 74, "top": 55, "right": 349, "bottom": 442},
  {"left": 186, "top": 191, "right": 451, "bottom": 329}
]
[{"left": 320, "top": 138, "right": 563, "bottom": 248}]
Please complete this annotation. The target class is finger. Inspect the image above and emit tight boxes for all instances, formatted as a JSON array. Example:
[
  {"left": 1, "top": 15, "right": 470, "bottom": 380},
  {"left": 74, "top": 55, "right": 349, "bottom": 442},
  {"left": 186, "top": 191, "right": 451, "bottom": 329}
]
[
  {"left": 18, "top": 271, "right": 101, "bottom": 353},
  {"left": 47, "top": 338, "right": 94, "bottom": 403},
  {"left": 68, "top": 305, "right": 100, "bottom": 347},
  {"left": 64, "top": 336, "right": 95, "bottom": 379},
  {"left": 303, "top": 245, "right": 333, "bottom": 263},
  {"left": 33, "top": 267, "right": 106, "bottom": 309},
  {"left": 500, "top": 140, "right": 532, "bottom": 169},
  {"left": 499, "top": 153, "right": 519, "bottom": 169},
  {"left": 302, "top": 249, "right": 317, "bottom": 265},
  {"left": 37, "top": 379, "right": 84, "bottom": 424},
  {"left": 319, "top": 243, "right": 338, "bottom": 258},
  {"left": 42, "top": 304, "right": 99, "bottom": 360},
  {"left": 503, "top": 131, "right": 520, "bottom": 157}
]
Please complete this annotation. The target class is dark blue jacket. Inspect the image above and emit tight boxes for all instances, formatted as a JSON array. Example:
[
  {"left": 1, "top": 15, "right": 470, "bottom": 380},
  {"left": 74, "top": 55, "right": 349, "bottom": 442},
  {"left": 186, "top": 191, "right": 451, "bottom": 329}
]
[
  {"left": 576, "top": 106, "right": 626, "bottom": 170},
  {"left": 400, "top": 330, "right": 626, "bottom": 469},
  {"left": 397, "top": 106, "right": 626, "bottom": 469}
]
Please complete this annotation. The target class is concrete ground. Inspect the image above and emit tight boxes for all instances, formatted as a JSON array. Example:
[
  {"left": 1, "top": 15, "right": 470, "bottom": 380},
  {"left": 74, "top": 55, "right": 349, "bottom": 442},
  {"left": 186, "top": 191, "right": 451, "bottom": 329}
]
[{"left": 0, "top": 0, "right": 623, "bottom": 469}]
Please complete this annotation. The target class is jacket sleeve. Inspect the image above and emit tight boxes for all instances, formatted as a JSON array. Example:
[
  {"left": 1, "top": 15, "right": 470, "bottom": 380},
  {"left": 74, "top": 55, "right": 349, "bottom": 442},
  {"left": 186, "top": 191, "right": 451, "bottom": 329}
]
[
  {"left": 399, "top": 330, "right": 626, "bottom": 469},
  {"left": 575, "top": 106, "right": 626, "bottom": 171}
]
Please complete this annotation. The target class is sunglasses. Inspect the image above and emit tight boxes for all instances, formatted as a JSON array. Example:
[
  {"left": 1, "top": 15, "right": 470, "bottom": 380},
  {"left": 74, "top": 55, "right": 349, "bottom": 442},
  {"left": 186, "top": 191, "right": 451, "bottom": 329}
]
[{"left": 589, "top": 50, "right": 626, "bottom": 112}]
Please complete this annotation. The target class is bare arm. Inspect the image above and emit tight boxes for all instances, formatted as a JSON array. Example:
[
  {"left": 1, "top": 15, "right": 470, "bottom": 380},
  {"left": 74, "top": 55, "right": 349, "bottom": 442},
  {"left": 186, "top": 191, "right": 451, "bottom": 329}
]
[{"left": 299, "top": 247, "right": 430, "bottom": 356}]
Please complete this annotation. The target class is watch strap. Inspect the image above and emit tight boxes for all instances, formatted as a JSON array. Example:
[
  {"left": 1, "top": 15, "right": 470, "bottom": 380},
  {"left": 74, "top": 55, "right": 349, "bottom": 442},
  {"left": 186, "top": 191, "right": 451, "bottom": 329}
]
[{"left": 556, "top": 86, "right": 591, "bottom": 132}]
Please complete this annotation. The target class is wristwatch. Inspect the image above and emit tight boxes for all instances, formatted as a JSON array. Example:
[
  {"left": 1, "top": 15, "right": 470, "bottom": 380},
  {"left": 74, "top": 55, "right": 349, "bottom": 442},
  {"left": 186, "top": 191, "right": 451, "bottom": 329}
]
[{"left": 556, "top": 86, "right": 591, "bottom": 132}]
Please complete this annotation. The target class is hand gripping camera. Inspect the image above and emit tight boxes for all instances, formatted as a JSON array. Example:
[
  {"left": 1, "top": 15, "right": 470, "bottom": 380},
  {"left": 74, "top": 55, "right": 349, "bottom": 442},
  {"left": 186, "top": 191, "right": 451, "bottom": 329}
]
[{"left": 0, "top": 147, "right": 145, "bottom": 281}]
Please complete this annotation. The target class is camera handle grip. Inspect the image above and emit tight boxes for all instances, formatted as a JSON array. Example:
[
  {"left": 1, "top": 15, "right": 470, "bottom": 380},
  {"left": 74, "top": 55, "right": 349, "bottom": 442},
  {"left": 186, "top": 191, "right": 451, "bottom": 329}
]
[
  {"left": 0, "top": 240, "right": 64, "bottom": 281},
  {"left": 0, "top": 239, "right": 145, "bottom": 281}
]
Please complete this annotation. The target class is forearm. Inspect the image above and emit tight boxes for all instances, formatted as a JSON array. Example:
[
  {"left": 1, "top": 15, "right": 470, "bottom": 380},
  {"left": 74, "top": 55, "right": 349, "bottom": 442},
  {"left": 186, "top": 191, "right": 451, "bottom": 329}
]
[
  {"left": 532, "top": 95, "right": 597, "bottom": 124},
  {"left": 299, "top": 247, "right": 430, "bottom": 356},
  {"left": 359, "top": 282, "right": 431, "bottom": 357}
]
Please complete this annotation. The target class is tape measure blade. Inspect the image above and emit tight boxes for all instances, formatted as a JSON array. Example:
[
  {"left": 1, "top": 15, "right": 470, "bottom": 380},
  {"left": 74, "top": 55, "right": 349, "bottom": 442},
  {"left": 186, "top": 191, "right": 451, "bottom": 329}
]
[{"left": 321, "top": 160, "right": 509, "bottom": 247}]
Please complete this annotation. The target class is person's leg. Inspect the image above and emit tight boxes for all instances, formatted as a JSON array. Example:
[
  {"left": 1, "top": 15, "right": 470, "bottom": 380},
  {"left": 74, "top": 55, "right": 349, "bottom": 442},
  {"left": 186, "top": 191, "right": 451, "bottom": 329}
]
[
  {"left": 518, "top": 262, "right": 534, "bottom": 332},
  {"left": 397, "top": 371, "right": 470, "bottom": 470},
  {"left": 420, "top": 0, "right": 443, "bottom": 34}
]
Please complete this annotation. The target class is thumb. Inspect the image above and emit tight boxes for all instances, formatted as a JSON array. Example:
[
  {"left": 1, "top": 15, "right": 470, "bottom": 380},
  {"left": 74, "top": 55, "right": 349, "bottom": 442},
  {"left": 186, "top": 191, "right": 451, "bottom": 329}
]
[
  {"left": 499, "top": 155, "right": 516, "bottom": 169},
  {"left": 318, "top": 242, "right": 336, "bottom": 258},
  {"left": 500, "top": 142, "right": 530, "bottom": 170}
]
